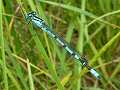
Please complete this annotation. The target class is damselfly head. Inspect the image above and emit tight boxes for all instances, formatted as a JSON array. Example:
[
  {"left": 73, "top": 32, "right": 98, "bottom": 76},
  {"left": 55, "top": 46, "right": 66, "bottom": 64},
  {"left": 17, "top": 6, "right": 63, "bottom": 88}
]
[{"left": 25, "top": 11, "right": 37, "bottom": 23}]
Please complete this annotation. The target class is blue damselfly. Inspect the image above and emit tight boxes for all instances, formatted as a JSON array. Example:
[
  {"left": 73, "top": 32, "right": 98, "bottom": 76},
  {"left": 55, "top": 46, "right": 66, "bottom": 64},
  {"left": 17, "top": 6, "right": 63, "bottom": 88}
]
[{"left": 25, "top": 11, "right": 100, "bottom": 79}]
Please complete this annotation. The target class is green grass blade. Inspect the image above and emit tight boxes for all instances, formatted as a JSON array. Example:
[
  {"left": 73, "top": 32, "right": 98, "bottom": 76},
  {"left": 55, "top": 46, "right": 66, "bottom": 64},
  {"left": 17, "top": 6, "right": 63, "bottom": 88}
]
[
  {"left": 7, "top": 69, "right": 22, "bottom": 90},
  {"left": 91, "top": 32, "right": 120, "bottom": 64},
  {"left": 0, "top": 1, "right": 8, "bottom": 90},
  {"left": 27, "top": 59, "right": 35, "bottom": 90},
  {"left": 29, "top": 26, "right": 64, "bottom": 90},
  {"left": 38, "top": 0, "right": 120, "bottom": 29},
  {"left": 87, "top": 9, "right": 120, "bottom": 27}
]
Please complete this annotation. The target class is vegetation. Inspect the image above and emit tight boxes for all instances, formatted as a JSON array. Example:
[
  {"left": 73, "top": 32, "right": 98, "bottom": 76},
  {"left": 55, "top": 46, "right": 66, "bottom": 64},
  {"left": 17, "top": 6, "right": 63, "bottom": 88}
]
[{"left": 0, "top": 0, "right": 120, "bottom": 90}]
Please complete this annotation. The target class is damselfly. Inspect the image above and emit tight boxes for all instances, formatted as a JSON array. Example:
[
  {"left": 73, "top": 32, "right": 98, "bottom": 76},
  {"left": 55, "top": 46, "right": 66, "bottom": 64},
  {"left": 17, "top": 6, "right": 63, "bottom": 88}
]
[{"left": 25, "top": 11, "right": 100, "bottom": 79}]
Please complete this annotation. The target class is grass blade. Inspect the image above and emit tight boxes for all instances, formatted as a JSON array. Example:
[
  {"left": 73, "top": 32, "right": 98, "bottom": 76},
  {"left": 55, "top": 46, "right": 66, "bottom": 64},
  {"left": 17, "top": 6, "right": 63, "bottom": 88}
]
[
  {"left": 27, "top": 59, "right": 35, "bottom": 90},
  {"left": 0, "top": 1, "right": 8, "bottom": 90}
]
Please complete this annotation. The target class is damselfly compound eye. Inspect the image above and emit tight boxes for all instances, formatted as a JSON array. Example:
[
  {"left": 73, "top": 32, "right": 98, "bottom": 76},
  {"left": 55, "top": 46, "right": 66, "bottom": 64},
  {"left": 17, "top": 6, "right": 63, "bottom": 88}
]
[
  {"left": 25, "top": 11, "right": 37, "bottom": 23},
  {"left": 31, "top": 11, "right": 37, "bottom": 15}
]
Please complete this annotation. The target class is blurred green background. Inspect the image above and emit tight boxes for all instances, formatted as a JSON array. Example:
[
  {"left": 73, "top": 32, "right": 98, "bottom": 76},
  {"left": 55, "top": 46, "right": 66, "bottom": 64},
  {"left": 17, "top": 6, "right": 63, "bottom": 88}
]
[{"left": 0, "top": 0, "right": 120, "bottom": 90}]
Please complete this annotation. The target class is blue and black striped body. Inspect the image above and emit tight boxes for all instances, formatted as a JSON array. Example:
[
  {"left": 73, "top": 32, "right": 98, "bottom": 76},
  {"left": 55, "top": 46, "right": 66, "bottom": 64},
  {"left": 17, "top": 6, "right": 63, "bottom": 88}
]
[{"left": 25, "top": 11, "right": 100, "bottom": 79}]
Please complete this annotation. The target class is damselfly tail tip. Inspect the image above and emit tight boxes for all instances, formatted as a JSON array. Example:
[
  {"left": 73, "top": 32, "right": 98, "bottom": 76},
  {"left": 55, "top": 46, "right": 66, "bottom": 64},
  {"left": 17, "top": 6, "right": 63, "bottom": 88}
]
[{"left": 90, "top": 69, "right": 100, "bottom": 80}]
